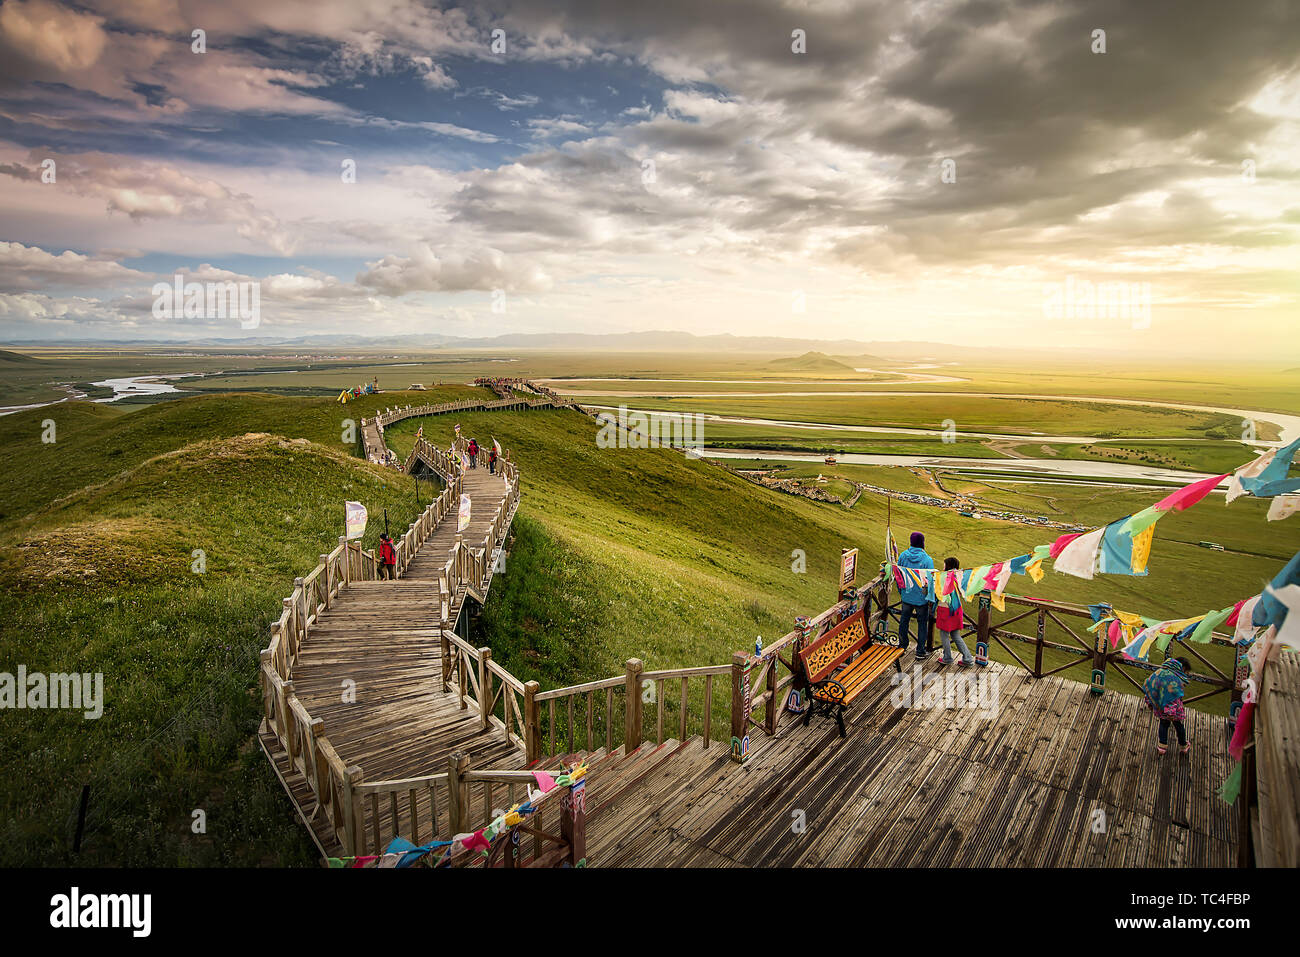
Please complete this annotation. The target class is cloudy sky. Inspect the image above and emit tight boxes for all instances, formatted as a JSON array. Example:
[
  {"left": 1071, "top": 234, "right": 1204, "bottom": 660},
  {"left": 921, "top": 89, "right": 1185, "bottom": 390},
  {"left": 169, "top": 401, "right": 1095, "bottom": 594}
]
[{"left": 0, "top": 0, "right": 1297, "bottom": 355}]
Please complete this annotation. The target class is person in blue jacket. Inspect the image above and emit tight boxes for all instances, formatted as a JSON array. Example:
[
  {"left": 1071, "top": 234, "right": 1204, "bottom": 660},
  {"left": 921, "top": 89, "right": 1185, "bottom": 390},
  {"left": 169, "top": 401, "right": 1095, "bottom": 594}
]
[{"left": 896, "top": 531, "right": 935, "bottom": 659}]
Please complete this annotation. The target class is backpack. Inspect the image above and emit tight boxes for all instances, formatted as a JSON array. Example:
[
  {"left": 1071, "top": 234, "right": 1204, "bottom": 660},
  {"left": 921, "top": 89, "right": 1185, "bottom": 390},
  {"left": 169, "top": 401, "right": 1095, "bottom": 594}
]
[{"left": 1143, "top": 660, "right": 1186, "bottom": 712}]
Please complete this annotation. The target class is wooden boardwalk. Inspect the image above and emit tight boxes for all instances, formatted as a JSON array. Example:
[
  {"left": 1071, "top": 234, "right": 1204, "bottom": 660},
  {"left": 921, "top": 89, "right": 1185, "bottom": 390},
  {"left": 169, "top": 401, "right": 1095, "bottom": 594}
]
[
  {"left": 290, "top": 466, "right": 517, "bottom": 779},
  {"left": 260, "top": 390, "right": 1258, "bottom": 867},
  {"left": 260, "top": 440, "right": 524, "bottom": 857},
  {"left": 580, "top": 660, "right": 1237, "bottom": 867}
]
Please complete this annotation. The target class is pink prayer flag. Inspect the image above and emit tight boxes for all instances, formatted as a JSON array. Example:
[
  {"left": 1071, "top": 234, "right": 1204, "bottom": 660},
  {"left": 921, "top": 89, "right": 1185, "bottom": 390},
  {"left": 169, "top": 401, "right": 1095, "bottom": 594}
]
[
  {"left": 1229, "top": 702, "right": 1255, "bottom": 761},
  {"left": 1107, "top": 619, "right": 1122, "bottom": 648},
  {"left": 1049, "top": 532, "right": 1083, "bottom": 559},
  {"left": 461, "top": 830, "right": 490, "bottom": 852},
  {"left": 984, "top": 563, "right": 1005, "bottom": 589},
  {"left": 532, "top": 771, "right": 557, "bottom": 793},
  {"left": 1154, "top": 473, "right": 1229, "bottom": 512},
  {"left": 1224, "top": 598, "right": 1247, "bottom": 629}
]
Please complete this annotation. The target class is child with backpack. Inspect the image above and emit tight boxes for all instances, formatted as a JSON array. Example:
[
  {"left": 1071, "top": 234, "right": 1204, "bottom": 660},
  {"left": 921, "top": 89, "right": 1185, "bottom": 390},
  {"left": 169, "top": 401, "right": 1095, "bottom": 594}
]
[
  {"left": 378, "top": 532, "right": 397, "bottom": 580},
  {"left": 1143, "top": 657, "right": 1191, "bottom": 755},
  {"left": 935, "top": 557, "right": 974, "bottom": 666}
]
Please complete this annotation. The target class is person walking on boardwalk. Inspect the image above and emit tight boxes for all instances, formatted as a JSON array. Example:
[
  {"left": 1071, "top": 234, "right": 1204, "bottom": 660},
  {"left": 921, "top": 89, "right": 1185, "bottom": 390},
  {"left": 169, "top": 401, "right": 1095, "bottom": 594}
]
[
  {"left": 378, "top": 532, "right": 398, "bottom": 580},
  {"left": 896, "top": 531, "right": 935, "bottom": 660},
  {"left": 935, "top": 556, "right": 974, "bottom": 666},
  {"left": 1143, "top": 656, "right": 1191, "bottom": 755},
  {"left": 467, "top": 437, "right": 479, "bottom": 468},
  {"left": 488, "top": 440, "right": 498, "bottom": 474}
]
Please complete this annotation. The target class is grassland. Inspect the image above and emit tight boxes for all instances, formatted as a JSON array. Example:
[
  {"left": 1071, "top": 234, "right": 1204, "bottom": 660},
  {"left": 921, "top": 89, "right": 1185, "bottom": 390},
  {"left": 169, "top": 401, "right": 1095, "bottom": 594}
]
[
  {"left": 2, "top": 349, "right": 1297, "bottom": 867},
  {"left": 570, "top": 393, "right": 1247, "bottom": 439}
]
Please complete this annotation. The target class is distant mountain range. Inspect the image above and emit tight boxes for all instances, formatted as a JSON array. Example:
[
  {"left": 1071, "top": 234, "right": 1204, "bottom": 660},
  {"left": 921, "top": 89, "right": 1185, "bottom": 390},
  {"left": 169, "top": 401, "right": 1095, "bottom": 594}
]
[
  {"left": 1, "top": 331, "right": 1264, "bottom": 364},
  {"left": 0, "top": 330, "right": 980, "bottom": 356}
]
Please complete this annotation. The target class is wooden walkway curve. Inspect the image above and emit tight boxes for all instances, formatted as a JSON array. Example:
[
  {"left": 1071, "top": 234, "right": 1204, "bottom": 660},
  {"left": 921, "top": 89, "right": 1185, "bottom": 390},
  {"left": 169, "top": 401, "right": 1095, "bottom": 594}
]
[
  {"left": 257, "top": 386, "right": 1276, "bottom": 868},
  {"left": 259, "top": 395, "right": 554, "bottom": 858}
]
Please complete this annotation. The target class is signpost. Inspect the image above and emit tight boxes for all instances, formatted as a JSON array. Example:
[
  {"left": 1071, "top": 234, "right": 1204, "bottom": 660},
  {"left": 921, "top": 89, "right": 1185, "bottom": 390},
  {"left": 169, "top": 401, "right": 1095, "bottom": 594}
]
[{"left": 839, "top": 547, "right": 858, "bottom": 600}]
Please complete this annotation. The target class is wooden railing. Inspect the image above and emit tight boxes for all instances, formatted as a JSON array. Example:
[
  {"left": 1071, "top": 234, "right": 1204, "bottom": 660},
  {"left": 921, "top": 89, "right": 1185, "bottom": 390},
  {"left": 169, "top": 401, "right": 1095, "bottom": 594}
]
[
  {"left": 1238, "top": 640, "right": 1298, "bottom": 868},
  {"left": 859, "top": 569, "right": 1240, "bottom": 705},
  {"left": 446, "top": 758, "right": 587, "bottom": 868}
]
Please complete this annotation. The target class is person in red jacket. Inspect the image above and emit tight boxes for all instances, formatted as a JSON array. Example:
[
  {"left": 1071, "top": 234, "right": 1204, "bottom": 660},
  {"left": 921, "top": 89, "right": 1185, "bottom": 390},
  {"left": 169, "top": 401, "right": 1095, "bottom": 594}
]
[
  {"left": 378, "top": 532, "right": 397, "bottom": 580},
  {"left": 935, "top": 556, "right": 973, "bottom": 666},
  {"left": 467, "top": 438, "right": 479, "bottom": 468}
]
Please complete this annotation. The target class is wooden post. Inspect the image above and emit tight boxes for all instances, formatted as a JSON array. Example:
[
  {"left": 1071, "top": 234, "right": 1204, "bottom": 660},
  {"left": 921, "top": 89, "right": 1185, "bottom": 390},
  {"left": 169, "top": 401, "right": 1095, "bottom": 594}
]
[
  {"left": 975, "top": 591, "right": 991, "bottom": 667},
  {"left": 624, "top": 658, "right": 643, "bottom": 754},
  {"left": 440, "top": 628, "right": 450, "bottom": 692},
  {"left": 447, "top": 751, "right": 470, "bottom": 835},
  {"left": 281, "top": 680, "right": 298, "bottom": 763},
  {"left": 1034, "top": 607, "right": 1045, "bottom": 678},
  {"left": 338, "top": 536, "right": 349, "bottom": 586},
  {"left": 524, "top": 680, "right": 541, "bottom": 764},
  {"left": 478, "top": 647, "right": 492, "bottom": 729},
  {"left": 1090, "top": 623, "right": 1109, "bottom": 696},
  {"left": 342, "top": 765, "right": 363, "bottom": 857},
  {"left": 730, "top": 650, "right": 751, "bottom": 763},
  {"left": 1237, "top": 741, "right": 1255, "bottom": 869},
  {"left": 561, "top": 777, "right": 587, "bottom": 867},
  {"left": 764, "top": 648, "right": 778, "bottom": 735}
]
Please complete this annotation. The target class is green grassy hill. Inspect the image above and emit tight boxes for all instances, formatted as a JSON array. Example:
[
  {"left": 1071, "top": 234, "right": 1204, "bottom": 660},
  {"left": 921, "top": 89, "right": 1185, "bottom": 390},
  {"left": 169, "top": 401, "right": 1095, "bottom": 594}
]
[
  {"left": 0, "top": 386, "right": 477, "bottom": 525},
  {"left": 761, "top": 351, "right": 857, "bottom": 373},
  {"left": 0, "top": 395, "right": 461, "bottom": 867}
]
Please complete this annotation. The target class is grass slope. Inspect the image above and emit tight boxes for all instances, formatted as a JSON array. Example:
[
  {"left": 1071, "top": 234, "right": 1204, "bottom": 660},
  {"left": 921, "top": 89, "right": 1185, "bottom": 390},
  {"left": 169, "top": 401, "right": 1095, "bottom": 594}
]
[{"left": 0, "top": 406, "right": 439, "bottom": 865}]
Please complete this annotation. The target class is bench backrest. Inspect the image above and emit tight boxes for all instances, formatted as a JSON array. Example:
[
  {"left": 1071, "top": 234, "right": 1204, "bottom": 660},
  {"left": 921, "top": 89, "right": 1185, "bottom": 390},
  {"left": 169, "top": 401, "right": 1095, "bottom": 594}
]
[{"left": 798, "top": 610, "right": 869, "bottom": 684}]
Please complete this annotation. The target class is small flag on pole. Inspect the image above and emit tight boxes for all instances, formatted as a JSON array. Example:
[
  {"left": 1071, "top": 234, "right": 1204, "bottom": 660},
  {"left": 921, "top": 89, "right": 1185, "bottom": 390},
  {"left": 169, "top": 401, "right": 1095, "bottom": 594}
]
[
  {"left": 457, "top": 493, "right": 471, "bottom": 532},
  {"left": 345, "top": 501, "right": 368, "bottom": 540}
]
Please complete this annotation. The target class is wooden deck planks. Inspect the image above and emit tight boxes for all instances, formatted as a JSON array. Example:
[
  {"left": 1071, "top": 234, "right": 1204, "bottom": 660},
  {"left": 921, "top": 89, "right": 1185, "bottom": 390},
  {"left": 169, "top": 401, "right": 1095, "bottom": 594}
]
[{"left": 582, "top": 661, "right": 1238, "bottom": 867}]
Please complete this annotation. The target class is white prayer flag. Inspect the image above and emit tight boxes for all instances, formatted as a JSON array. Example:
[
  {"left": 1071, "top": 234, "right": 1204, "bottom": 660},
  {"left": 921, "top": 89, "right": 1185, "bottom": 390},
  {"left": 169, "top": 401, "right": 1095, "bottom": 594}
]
[
  {"left": 457, "top": 493, "right": 471, "bottom": 532},
  {"left": 345, "top": 501, "right": 368, "bottom": 540}
]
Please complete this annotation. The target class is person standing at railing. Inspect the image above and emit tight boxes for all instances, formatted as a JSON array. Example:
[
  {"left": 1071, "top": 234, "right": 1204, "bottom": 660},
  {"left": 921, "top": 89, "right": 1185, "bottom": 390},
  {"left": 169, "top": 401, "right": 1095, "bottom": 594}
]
[
  {"left": 896, "top": 532, "right": 935, "bottom": 660},
  {"left": 1143, "top": 657, "right": 1191, "bottom": 755},
  {"left": 378, "top": 533, "right": 398, "bottom": 580},
  {"left": 468, "top": 438, "right": 479, "bottom": 468},
  {"left": 935, "top": 556, "right": 973, "bottom": 666},
  {"left": 488, "top": 442, "right": 498, "bottom": 474}
]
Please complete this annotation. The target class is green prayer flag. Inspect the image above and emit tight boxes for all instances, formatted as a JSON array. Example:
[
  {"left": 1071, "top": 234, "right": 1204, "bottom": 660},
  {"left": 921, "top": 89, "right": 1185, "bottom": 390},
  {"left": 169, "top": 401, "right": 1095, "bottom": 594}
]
[
  {"left": 1190, "top": 607, "right": 1232, "bottom": 643},
  {"left": 1218, "top": 761, "right": 1243, "bottom": 805},
  {"left": 1123, "top": 505, "right": 1164, "bottom": 536}
]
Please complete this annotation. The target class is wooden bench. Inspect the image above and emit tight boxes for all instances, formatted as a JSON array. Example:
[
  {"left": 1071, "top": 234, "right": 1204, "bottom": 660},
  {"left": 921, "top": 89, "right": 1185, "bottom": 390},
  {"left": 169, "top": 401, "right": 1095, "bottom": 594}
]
[{"left": 798, "top": 609, "right": 905, "bottom": 737}]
